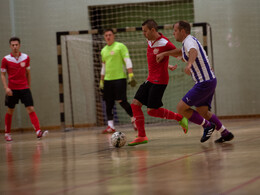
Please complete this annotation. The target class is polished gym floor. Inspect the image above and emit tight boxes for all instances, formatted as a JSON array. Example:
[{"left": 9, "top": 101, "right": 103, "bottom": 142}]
[{"left": 0, "top": 118, "right": 260, "bottom": 195}]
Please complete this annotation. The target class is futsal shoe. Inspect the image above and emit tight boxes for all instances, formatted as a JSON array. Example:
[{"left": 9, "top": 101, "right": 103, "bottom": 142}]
[
  {"left": 102, "top": 126, "right": 116, "bottom": 134},
  {"left": 128, "top": 136, "right": 148, "bottom": 146},
  {"left": 179, "top": 117, "right": 188, "bottom": 134},
  {"left": 200, "top": 122, "right": 216, "bottom": 143},
  {"left": 5, "top": 133, "right": 12, "bottom": 142},
  {"left": 37, "top": 130, "right": 49, "bottom": 139},
  {"left": 131, "top": 117, "right": 138, "bottom": 131},
  {"left": 215, "top": 130, "right": 234, "bottom": 143}
]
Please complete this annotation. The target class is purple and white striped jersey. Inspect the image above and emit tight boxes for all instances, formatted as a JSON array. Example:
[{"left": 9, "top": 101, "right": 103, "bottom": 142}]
[{"left": 182, "top": 35, "right": 215, "bottom": 83}]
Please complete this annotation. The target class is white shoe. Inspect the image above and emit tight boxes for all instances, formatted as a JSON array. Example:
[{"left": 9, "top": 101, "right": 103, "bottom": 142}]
[
  {"left": 37, "top": 130, "right": 49, "bottom": 139},
  {"left": 5, "top": 133, "right": 12, "bottom": 142}
]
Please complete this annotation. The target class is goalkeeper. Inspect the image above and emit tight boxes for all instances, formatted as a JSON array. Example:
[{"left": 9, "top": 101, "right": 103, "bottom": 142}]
[{"left": 100, "top": 29, "right": 137, "bottom": 134}]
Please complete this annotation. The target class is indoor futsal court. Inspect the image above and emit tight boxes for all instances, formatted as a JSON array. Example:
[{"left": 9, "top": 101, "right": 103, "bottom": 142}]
[
  {"left": 0, "top": 118, "right": 260, "bottom": 195},
  {"left": 1, "top": 0, "right": 260, "bottom": 195}
]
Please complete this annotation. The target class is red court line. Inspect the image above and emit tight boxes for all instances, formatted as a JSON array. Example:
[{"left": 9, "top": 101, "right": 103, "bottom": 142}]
[
  {"left": 48, "top": 148, "right": 215, "bottom": 195},
  {"left": 220, "top": 175, "right": 260, "bottom": 195}
]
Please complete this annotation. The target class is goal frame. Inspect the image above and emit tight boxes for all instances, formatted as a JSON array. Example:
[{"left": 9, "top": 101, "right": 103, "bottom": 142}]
[{"left": 56, "top": 23, "right": 214, "bottom": 130}]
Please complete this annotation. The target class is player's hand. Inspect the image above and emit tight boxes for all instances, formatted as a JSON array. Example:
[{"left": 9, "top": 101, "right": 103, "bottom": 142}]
[
  {"left": 168, "top": 65, "right": 177, "bottom": 71},
  {"left": 156, "top": 53, "right": 165, "bottom": 63},
  {"left": 5, "top": 88, "right": 13, "bottom": 96},
  {"left": 184, "top": 64, "right": 192, "bottom": 75},
  {"left": 99, "top": 80, "right": 104, "bottom": 90},
  {"left": 128, "top": 73, "right": 137, "bottom": 87}
]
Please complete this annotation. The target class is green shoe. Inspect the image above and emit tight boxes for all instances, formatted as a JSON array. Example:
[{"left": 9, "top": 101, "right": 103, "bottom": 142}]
[
  {"left": 179, "top": 117, "right": 188, "bottom": 134},
  {"left": 128, "top": 136, "right": 148, "bottom": 146}
]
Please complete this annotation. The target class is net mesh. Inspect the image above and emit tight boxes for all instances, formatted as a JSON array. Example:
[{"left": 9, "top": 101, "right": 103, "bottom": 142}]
[
  {"left": 61, "top": 26, "right": 211, "bottom": 127},
  {"left": 60, "top": 0, "right": 213, "bottom": 128}
]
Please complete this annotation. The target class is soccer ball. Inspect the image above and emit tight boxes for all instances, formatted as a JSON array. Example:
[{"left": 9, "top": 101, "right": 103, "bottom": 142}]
[{"left": 111, "top": 132, "right": 127, "bottom": 148}]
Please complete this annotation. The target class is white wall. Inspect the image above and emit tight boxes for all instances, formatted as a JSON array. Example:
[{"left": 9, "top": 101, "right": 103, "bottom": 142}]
[{"left": 194, "top": 0, "right": 260, "bottom": 116}]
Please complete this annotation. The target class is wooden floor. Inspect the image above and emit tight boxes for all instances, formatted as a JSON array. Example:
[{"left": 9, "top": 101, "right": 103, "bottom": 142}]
[{"left": 0, "top": 118, "right": 260, "bottom": 195}]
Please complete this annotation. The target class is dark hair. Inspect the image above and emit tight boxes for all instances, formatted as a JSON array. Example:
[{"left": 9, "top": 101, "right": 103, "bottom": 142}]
[
  {"left": 103, "top": 29, "right": 114, "bottom": 34},
  {"left": 142, "top": 19, "right": 158, "bottom": 31},
  {"left": 175, "top": 21, "right": 191, "bottom": 34},
  {"left": 9, "top": 37, "right": 21, "bottom": 44}
]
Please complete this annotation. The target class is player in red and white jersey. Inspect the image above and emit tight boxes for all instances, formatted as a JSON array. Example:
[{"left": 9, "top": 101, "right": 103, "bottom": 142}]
[
  {"left": 128, "top": 19, "right": 188, "bottom": 146},
  {"left": 1, "top": 37, "right": 48, "bottom": 141},
  {"left": 146, "top": 32, "right": 175, "bottom": 85},
  {"left": 1, "top": 52, "right": 30, "bottom": 90}
]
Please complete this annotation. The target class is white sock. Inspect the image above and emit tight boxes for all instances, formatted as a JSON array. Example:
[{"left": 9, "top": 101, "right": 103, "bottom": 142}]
[
  {"left": 220, "top": 125, "right": 226, "bottom": 133},
  {"left": 200, "top": 118, "right": 206, "bottom": 126},
  {"left": 108, "top": 120, "right": 114, "bottom": 129}
]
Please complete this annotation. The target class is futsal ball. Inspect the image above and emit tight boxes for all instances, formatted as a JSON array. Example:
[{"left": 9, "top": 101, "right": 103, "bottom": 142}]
[{"left": 111, "top": 132, "right": 127, "bottom": 148}]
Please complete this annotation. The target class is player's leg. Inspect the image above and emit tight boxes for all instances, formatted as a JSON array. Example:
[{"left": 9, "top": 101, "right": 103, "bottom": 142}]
[
  {"left": 4, "top": 91, "right": 18, "bottom": 141},
  {"left": 102, "top": 99, "right": 116, "bottom": 134},
  {"left": 145, "top": 83, "right": 188, "bottom": 133},
  {"left": 128, "top": 81, "right": 149, "bottom": 146},
  {"left": 102, "top": 80, "right": 116, "bottom": 134},
  {"left": 118, "top": 100, "right": 137, "bottom": 131},
  {"left": 146, "top": 107, "right": 188, "bottom": 133},
  {"left": 119, "top": 100, "right": 132, "bottom": 116},
  {"left": 115, "top": 79, "right": 136, "bottom": 131},
  {"left": 5, "top": 108, "right": 15, "bottom": 141},
  {"left": 177, "top": 100, "right": 215, "bottom": 142},
  {"left": 128, "top": 99, "right": 148, "bottom": 146},
  {"left": 197, "top": 107, "right": 234, "bottom": 143},
  {"left": 22, "top": 89, "right": 48, "bottom": 139},
  {"left": 178, "top": 79, "right": 220, "bottom": 142}
]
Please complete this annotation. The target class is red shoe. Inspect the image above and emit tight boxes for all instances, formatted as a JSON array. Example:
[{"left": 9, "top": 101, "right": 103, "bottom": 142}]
[
  {"left": 5, "top": 134, "right": 12, "bottom": 142},
  {"left": 102, "top": 126, "right": 116, "bottom": 134},
  {"left": 128, "top": 136, "right": 148, "bottom": 146}
]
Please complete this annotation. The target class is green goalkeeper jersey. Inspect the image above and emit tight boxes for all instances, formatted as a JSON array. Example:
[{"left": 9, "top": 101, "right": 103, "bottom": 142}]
[{"left": 101, "top": 41, "right": 130, "bottom": 80}]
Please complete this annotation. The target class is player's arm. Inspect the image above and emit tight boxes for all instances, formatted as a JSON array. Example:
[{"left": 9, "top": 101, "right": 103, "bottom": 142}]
[
  {"left": 124, "top": 58, "right": 137, "bottom": 87},
  {"left": 26, "top": 68, "right": 31, "bottom": 88},
  {"left": 168, "top": 65, "right": 178, "bottom": 71},
  {"left": 99, "top": 62, "right": 105, "bottom": 90},
  {"left": 1, "top": 59, "right": 13, "bottom": 96},
  {"left": 1, "top": 71, "right": 8, "bottom": 89},
  {"left": 185, "top": 48, "right": 198, "bottom": 75},
  {"left": 156, "top": 48, "right": 182, "bottom": 63},
  {"left": 1, "top": 71, "right": 12, "bottom": 96},
  {"left": 121, "top": 43, "right": 136, "bottom": 87}
]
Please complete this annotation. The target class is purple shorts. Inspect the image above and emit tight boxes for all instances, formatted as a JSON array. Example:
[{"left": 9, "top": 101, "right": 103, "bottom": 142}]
[{"left": 182, "top": 78, "right": 217, "bottom": 109}]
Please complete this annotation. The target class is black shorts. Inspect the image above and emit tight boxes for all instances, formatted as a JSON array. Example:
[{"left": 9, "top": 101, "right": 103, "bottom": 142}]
[
  {"left": 5, "top": 88, "right": 34, "bottom": 109},
  {"left": 103, "top": 79, "right": 127, "bottom": 101},
  {"left": 134, "top": 81, "right": 167, "bottom": 109}
]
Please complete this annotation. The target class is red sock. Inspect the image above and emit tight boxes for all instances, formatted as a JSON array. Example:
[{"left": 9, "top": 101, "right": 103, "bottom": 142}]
[
  {"left": 131, "top": 104, "right": 146, "bottom": 137},
  {"left": 29, "top": 112, "right": 40, "bottom": 132},
  {"left": 147, "top": 108, "right": 183, "bottom": 121},
  {"left": 5, "top": 113, "right": 12, "bottom": 133}
]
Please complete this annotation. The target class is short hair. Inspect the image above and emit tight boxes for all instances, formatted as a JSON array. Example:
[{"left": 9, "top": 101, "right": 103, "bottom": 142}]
[
  {"left": 175, "top": 21, "right": 191, "bottom": 34},
  {"left": 9, "top": 37, "right": 21, "bottom": 44},
  {"left": 142, "top": 19, "right": 158, "bottom": 31},
  {"left": 103, "top": 29, "right": 114, "bottom": 34}
]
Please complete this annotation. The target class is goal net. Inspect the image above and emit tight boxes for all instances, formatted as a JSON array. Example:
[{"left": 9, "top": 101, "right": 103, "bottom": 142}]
[
  {"left": 59, "top": 25, "right": 213, "bottom": 129},
  {"left": 57, "top": 1, "right": 214, "bottom": 129}
]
